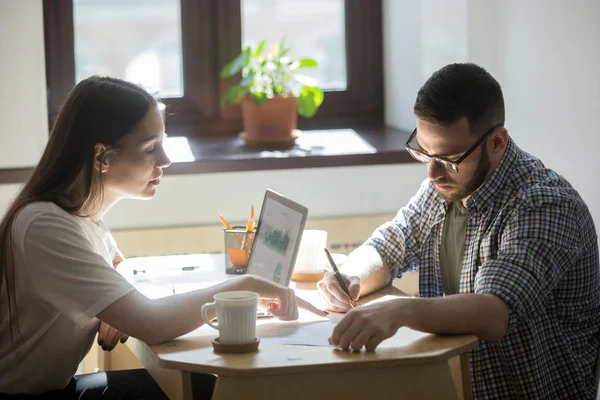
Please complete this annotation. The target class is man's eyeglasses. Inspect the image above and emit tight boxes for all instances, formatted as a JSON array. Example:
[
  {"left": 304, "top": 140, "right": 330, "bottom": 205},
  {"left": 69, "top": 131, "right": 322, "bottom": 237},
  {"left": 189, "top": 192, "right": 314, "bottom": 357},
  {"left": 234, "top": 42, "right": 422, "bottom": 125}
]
[{"left": 404, "top": 123, "right": 503, "bottom": 173}]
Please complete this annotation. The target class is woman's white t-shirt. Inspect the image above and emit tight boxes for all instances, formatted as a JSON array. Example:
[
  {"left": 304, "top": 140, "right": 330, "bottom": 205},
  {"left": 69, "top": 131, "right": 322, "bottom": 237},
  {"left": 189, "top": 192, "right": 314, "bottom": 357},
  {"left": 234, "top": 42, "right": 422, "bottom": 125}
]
[{"left": 0, "top": 202, "right": 135, "bottom": 394}]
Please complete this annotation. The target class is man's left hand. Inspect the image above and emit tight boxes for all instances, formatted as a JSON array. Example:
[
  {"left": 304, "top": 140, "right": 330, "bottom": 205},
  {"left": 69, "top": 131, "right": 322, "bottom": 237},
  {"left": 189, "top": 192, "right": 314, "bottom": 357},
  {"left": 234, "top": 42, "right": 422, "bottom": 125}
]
[{"left": 329, "top": 298, "right": 403, "bottom": 351}]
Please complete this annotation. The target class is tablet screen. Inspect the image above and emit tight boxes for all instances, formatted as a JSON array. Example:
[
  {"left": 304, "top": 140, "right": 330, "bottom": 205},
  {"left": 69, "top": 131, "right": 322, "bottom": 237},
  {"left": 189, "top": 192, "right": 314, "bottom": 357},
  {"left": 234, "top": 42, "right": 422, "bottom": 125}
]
[{"left": 246, "top": 190, "right": 307, "bottom": 286}]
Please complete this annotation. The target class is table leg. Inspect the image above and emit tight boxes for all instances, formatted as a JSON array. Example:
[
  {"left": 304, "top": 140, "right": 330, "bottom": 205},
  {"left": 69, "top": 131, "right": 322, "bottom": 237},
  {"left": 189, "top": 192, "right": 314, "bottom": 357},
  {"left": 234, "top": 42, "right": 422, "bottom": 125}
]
[{"left": 460, "top": 353, "right": 472, "bottom": 400}]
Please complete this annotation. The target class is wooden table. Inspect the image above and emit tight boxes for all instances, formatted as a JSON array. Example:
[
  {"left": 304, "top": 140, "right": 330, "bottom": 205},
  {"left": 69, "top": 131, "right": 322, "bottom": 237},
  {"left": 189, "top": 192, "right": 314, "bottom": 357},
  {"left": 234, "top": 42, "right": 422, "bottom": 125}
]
[{"left": 118, "top": 254, "right": 478, "bottom": 400}]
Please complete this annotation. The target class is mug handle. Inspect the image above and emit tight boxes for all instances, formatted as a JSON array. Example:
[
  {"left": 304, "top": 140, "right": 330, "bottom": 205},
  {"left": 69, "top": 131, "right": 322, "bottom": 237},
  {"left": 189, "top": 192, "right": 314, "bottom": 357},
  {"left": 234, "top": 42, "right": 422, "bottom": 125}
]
[{"left": 201, "top": 302, "right": 219, "bottom": 331}]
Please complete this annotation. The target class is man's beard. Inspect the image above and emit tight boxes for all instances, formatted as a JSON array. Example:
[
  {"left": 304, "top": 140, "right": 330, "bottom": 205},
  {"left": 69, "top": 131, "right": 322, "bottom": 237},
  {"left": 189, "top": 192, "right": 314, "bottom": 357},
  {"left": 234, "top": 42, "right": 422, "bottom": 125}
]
[{"left": 435, "top": 147, "right": 491, "bottom": 202}]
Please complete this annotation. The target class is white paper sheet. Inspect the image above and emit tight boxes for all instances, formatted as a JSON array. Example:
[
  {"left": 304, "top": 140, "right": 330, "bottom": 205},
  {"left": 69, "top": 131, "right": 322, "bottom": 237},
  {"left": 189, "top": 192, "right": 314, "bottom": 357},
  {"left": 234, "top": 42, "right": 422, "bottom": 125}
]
[{"left": 258, "top": 320, "right": 336, "bottom": 347}]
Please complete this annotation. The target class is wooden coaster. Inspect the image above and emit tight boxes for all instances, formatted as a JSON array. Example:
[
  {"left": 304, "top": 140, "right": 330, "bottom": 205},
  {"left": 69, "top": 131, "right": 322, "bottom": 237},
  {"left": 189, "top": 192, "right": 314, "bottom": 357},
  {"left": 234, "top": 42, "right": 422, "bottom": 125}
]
[
  {"left": 211, "top": 337, "right": 260, "bottom": 354},
  {"left": 291, "top": 271, "right": 326, "bottom": 282}
]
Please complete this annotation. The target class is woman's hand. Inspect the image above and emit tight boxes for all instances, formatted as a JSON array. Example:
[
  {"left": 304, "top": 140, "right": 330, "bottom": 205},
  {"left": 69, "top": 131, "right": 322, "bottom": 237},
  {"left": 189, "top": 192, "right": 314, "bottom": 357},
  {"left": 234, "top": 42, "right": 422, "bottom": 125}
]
[
  {"left": 241, "top": 275, "right": 328, "bottom": 320},
  {"left": 112, "top": 248, "right": 125, "bottom": 269},
  {"left": 97, "top": 321, "right": 129, "bottom": 351}
]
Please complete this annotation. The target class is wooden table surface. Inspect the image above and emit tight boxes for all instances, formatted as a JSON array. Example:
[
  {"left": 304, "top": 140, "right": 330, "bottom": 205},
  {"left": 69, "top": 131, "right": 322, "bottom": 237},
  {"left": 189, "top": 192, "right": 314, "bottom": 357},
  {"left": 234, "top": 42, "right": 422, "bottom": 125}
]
[{"left": 119, "top": 254, "right": 478, "bottom": 400}]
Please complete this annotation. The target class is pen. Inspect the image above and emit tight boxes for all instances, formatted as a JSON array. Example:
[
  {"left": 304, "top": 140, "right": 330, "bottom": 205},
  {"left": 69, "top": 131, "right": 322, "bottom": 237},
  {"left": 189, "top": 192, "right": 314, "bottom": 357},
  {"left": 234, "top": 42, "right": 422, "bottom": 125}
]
[
  {"left": 133, "top": 266, "right": 200, "bottom": 275},
  {"left": 324, "top": 248, "right": 360, "bottom": 308}
]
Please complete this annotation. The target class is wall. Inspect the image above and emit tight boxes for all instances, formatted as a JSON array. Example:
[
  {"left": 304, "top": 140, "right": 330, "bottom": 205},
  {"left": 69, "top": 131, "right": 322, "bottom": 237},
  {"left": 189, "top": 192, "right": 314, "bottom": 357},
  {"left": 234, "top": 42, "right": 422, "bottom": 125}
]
[
  {"left": 1, "top": 0, "right": 599, "bottom": 232},
  {"left": 497, "top": 0, "right": 600, "bottom": 224},
  {"left": 384, "top": 0, "right": 600, "bottom": 229},
  {"left": 0, "top": 0, "right": 48, "bottom": 169}
]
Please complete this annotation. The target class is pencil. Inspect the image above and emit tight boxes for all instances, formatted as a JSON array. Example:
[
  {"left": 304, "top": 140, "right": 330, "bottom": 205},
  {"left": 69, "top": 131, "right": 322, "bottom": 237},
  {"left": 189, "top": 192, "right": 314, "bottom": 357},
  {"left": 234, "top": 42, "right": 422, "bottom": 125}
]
[
  {"left": 241, "top": 205, "right": 255, "bottom": 251},
  {"left": 216, "top": 212, "right": 243, "bottom": 244},
  {"left": 324, "top": 248, "right": 360, "bottom": 308}
]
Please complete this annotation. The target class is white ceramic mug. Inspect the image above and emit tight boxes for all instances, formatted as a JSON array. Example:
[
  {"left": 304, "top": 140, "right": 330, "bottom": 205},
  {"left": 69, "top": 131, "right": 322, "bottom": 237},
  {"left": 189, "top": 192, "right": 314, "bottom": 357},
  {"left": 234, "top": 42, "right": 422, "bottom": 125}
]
[
  {"left": 294, "top": 230, "right": 328, "bottom": 274},
  {"left": 201, "top": 291, "right": 258, "bottom": 344}
]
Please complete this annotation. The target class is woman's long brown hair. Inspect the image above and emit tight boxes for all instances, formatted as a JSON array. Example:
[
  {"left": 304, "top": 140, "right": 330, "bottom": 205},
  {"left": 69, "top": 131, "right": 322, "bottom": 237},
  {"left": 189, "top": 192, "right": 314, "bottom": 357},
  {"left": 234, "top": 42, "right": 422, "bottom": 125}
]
[{"left": 1, "top": 76, "right": 156, "bottom": 342}]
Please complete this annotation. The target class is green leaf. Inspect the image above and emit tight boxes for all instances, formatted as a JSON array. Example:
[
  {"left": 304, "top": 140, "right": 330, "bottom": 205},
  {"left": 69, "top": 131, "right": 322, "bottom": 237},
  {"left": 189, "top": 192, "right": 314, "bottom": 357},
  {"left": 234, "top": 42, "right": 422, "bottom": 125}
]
[
  {"left": 242, "top": 47, "right": 252, "bottom": 67},
  {"left": 254, "top": 39, "right": 266, "bottom": 58},
  {"left": 219, "top": 60, "right": 233, "bottom": 78},
  {"left": 279, "top": 48, "right": 290, "bottom": 58},
  {"left": 251, "top": 92, "right": 267, "bottom": 105},
  {"left": 297, "top": 58, "right": 318, "bottom": 68},
  {"left": 297, "top": 86, "right": 324, "bottom": 118},
  {"left": 220, "top": 47, "right": 252, "bottom": 78},
  {"left": 240, "top": 72, "right": 255, "bottom": 88},
  {"left": 220, "top": 86, "right": 247, "bottom": 106},
  {"left": 279, "top": 37, "right": 285, "bottom": 54}
]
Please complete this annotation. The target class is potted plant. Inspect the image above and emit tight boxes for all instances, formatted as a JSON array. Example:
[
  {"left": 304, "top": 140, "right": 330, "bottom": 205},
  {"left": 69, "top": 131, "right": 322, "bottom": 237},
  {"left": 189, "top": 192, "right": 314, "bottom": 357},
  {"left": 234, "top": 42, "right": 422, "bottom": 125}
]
[{"left": 220, "top": 39, "right": 324, "bottom": 147}]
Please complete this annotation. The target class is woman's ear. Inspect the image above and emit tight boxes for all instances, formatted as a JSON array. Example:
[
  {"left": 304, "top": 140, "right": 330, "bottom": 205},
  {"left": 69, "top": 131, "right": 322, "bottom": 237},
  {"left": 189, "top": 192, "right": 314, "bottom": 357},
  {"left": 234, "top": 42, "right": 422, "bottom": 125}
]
[{"left": 93, "top": 144, "right": 110, "bottom": 174}]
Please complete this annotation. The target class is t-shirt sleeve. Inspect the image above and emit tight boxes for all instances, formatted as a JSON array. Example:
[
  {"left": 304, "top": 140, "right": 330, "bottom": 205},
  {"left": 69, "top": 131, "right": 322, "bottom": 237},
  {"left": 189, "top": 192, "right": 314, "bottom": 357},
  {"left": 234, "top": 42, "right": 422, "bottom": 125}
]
[{"left": 21, "top": 212, "right": 135, "bottom": 327}]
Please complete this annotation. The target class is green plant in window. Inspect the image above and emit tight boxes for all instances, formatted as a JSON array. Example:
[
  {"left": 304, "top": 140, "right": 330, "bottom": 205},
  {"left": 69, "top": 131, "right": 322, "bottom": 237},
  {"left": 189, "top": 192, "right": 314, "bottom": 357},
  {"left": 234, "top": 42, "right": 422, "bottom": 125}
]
[{"left": 220, "top": 38, "right": 324, "bottom": 118}]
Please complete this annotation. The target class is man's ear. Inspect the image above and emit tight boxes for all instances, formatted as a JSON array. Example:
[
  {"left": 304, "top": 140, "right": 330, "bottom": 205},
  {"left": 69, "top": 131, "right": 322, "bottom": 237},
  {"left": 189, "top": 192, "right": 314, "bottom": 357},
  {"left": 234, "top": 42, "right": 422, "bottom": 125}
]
[
  {"left": 94, "top": 144, "right": 110, "bottom": 174},
  {"left": 490, "top": 127, "right": 509, "bottom": 155}
]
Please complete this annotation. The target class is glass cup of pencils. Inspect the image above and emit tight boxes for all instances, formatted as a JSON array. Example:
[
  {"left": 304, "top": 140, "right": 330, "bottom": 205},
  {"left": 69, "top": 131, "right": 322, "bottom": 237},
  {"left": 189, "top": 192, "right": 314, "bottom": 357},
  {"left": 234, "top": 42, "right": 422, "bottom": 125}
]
[
  {"left": 219, "top": 206, "right": 256, "bottom": 275},
  {"left": 223, "top": 226, "right": 256, "bottom": 274}
]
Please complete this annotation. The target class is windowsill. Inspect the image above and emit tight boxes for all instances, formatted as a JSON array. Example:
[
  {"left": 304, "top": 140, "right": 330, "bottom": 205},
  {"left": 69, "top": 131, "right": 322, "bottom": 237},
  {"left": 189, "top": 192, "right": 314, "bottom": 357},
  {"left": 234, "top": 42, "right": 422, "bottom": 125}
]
[{"left": 0, "top": 126, "right": 416, "bottom": 184}]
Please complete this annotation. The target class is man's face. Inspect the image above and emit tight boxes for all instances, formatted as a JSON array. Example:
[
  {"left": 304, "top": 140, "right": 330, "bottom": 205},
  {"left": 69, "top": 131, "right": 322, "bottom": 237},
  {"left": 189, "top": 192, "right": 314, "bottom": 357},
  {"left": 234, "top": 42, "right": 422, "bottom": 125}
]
[{"left": 415, "top": 118, "right": 492, "bottom": 202}]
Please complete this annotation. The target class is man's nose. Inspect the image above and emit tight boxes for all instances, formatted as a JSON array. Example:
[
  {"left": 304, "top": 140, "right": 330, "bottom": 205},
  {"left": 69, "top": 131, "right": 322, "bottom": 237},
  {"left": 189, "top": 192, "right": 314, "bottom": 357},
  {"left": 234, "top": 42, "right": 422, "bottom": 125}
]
[{"left": 427, "top": 160, "right": 446, "bottom": 181}]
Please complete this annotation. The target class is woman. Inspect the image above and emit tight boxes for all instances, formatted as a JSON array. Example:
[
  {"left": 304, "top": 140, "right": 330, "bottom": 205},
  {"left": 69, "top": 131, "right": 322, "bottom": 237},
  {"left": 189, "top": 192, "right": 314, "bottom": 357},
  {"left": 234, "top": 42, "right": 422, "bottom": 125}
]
[{"left": 0, "top": 77, "right": 323, "bottom": 399}]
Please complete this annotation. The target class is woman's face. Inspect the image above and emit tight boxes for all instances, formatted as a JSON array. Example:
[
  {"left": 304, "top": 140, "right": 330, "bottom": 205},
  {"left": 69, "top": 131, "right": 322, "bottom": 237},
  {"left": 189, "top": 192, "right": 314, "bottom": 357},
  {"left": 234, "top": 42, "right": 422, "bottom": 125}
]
[{"left": 101, "top": 106, "right": 171, "bottom": 201}]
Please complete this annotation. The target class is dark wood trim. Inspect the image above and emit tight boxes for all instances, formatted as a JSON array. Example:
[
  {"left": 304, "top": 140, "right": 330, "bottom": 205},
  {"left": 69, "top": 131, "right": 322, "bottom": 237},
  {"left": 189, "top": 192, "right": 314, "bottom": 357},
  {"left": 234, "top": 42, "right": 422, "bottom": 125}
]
[
  {"left": 43, "top": 0, "right": 384, "bottom": 137},
  {"left": 43, "top": 0, "right": 75, "bottom": 124},
  {"left": 162, "top": 0, "right": 216, "bottom": 124},
  {"left": 0, "top": 127, "right": 417, "bottom": 184},
  {"left": 163, "top": 0, "right": 216, "bottom": 124},
  {"left": 344, "top": 0, "right": 384, "bottom": 111},
  {"left": 216, "top": 0, "right": 243, "bottom": 125},
  {"left": 0, "top": 168, "right": 34, "bottom": 185}
]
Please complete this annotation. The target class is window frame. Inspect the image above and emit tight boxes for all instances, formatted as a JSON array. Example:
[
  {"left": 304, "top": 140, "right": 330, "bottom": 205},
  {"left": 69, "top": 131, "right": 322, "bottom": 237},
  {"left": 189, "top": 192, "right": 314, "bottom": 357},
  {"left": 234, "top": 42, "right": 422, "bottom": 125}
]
[{"left": 43, "top": 0, "right": 384, "bottom": 136}]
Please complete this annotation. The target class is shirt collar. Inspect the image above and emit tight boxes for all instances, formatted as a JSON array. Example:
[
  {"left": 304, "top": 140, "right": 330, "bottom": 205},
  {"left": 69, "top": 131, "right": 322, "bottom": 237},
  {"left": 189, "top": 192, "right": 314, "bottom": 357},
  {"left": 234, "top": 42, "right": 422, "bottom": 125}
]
[
  {"left": 466, "top": 137, "right": 517, "bottom": 213},
  {"left": 81, "top": 217, "right": 111, "bottom": 241}
]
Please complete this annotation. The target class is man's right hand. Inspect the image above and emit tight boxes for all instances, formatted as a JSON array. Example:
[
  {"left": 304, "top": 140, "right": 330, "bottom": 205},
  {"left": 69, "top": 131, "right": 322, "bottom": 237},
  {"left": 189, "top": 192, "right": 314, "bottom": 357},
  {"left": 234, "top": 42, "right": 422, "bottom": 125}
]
[{"left": 317, "top": 272, "right": 361, "bottom": 312}]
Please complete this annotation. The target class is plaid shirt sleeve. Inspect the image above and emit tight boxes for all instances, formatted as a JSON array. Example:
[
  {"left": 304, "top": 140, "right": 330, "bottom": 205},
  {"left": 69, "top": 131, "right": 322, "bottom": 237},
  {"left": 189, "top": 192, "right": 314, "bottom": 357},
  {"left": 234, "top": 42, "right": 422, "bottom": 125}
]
[
  {"left": 474, "top": 189, "right": 583, "bottom": 332},
  {"left": 365, "top": 179, "right": 436, "bottom": 279}
]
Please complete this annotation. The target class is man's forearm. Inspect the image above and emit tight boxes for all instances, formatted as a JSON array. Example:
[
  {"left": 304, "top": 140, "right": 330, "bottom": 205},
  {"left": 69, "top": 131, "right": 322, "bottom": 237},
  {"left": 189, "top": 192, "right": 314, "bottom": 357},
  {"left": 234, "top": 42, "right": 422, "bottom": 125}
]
[
  {"left": 397, "top": 293, "right": 509, "bottom": 341},
  {"left": 341, "top": 245, "right": 392, "bottom": 297}
]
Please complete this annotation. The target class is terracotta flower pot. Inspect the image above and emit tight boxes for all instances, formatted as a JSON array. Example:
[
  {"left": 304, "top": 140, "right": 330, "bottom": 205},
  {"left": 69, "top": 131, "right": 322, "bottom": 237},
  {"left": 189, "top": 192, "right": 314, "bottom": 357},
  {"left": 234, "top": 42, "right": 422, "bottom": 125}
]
[{"left": 240, "top": 96, "right": 298, "bottom": 147}]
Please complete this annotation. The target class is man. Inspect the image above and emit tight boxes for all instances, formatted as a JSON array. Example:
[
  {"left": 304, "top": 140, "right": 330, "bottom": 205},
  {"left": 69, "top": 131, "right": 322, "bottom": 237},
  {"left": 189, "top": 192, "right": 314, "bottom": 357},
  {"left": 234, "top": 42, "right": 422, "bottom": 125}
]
[{"left": 318, "top": 63, "right": 600, "bottom": 399}]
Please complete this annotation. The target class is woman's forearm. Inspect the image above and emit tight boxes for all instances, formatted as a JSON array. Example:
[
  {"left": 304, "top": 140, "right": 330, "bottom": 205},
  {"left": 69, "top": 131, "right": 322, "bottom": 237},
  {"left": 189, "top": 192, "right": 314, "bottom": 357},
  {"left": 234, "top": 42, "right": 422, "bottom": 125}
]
[{"left": 98, "top": 275, "right": 250, "bottom": 345}]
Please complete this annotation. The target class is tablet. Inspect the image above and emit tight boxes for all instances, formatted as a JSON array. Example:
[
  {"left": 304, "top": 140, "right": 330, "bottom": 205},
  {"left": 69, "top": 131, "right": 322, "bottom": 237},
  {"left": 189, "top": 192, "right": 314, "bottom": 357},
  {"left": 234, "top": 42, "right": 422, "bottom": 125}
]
[{"left": 246, "top": 189, "right": 308, "bottom": 287}]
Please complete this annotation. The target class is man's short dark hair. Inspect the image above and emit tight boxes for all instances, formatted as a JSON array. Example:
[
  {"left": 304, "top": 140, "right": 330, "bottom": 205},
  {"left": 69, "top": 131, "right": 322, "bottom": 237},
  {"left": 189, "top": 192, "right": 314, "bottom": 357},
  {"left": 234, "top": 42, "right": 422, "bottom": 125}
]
[{"left": 414, "top": 63, "right": 505, "bottom": 136}]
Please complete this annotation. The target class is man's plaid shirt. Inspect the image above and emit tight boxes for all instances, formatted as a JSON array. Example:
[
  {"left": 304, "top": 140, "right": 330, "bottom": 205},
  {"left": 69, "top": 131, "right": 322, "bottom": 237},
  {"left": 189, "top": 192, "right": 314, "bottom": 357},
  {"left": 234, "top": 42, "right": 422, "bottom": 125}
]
[{"left": 366, "top": 138, "right": 600, "bottom": 399}]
